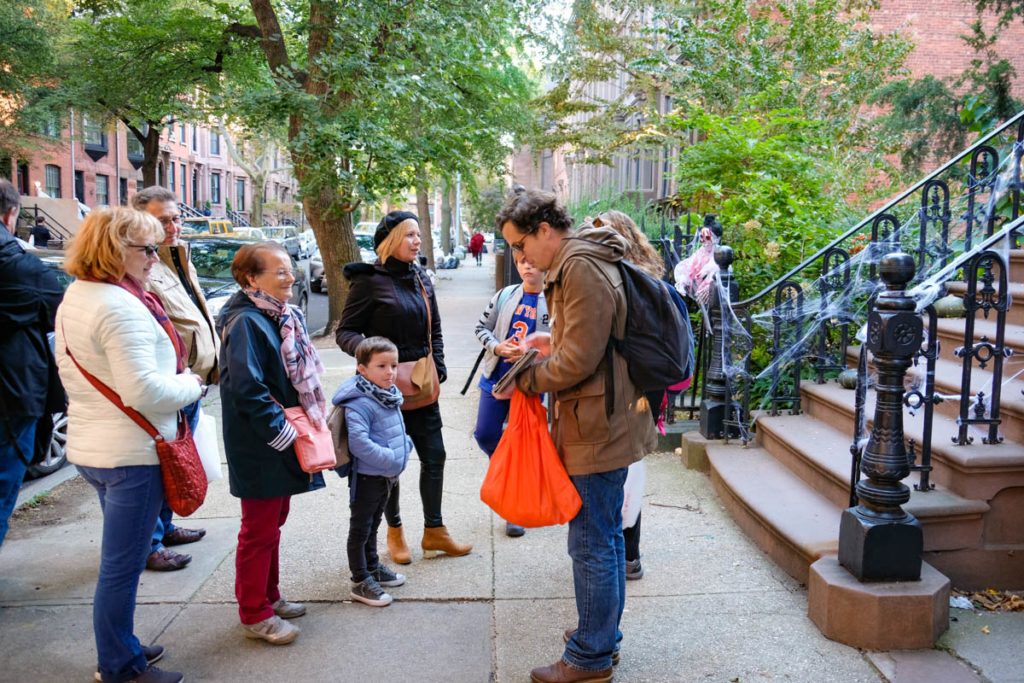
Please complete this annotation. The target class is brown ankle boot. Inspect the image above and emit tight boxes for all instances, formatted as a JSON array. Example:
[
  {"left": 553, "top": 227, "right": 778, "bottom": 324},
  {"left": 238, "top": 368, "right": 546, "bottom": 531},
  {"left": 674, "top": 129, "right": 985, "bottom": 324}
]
[
  {"left": 421, "top": 526, "right": 473, "bottom": 558},
  {"left": 387, "top": 525, "right": 412, "bottom": 565}
]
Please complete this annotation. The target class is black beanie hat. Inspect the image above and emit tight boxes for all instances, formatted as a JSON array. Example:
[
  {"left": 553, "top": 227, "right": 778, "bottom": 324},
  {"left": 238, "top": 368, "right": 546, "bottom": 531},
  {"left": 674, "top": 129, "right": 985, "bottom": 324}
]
[{"left": 374, "top": 211, "right": 419, "bottom": 249}]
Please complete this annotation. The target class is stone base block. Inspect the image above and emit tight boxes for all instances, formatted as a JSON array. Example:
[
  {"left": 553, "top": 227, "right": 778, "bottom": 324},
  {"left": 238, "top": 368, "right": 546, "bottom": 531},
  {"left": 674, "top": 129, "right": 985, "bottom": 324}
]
[
  {"left": 808, "top": 556, "right": 950, "bottom": 651},
  {"left": 680, "top": 432, "right": 712, "bottom": 472}
]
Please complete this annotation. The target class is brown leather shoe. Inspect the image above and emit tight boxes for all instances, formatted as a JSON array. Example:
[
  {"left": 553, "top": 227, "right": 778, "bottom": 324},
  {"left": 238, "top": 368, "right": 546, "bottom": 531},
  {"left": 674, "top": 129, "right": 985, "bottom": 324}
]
[
  {"left": 563, "top": 629, "right": 620, "bottom": 665},
  {"left": 421, "top": 526, "right": 472, "bottom": 558},
  {"left": 162, "top": 527, "right": 206, "bottom": 546},
  {"left": 530, "top": 660, "right": 613, "bottom": 683},
  {"left": 387, "top": 525, "right": 412, "bottom": 565},
  {"left": 146, "top": 548, "right": 192, "bottom": 571}
]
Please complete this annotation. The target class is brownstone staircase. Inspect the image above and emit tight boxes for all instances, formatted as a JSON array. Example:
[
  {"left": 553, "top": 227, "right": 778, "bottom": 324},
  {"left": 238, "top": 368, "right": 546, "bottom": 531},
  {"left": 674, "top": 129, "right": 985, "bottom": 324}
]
[{"left": 705, "top": 248, "right": 1024, "bottom": 591}]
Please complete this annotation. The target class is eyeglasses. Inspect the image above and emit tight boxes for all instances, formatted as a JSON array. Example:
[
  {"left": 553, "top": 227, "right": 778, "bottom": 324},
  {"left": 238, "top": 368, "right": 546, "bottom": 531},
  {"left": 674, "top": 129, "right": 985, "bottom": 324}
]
[
  {"left": 509, "top": 233, "right": 529, "bottom": 254},
  {"left": 158, "top": 216, "right": 182, "bottom": 227},
  {"left": 128, "top": 244, "right": 159, "bottom": 257},
  {"left": 261, "top": 269, "right": 294, "bottom": 279}
]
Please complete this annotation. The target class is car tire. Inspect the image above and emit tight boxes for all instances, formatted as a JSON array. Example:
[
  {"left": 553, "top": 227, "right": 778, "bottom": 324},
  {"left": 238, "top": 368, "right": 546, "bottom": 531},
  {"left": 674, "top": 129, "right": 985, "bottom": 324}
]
[
  {"left": 311, "top": 279, "right": 322, "bottom": 293},
  {"left": 26, "top": 410, "right": 68, "bottom": 479},
  {"left": 299, "top": 293, "right": 309, "bottom": 319}
]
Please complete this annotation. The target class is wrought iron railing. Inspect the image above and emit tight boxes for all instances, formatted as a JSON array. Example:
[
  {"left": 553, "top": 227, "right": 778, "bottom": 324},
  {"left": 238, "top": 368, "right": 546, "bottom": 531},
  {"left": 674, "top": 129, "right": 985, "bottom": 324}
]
[{"left": 228, "top": 209, "right": 251, "bottom": 227}]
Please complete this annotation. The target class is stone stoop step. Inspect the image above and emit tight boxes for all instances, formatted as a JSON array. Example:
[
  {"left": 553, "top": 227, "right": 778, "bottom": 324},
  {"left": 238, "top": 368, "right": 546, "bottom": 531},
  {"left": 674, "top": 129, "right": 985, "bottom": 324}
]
[
  {"left": 846, "top": 344, "right": 1024, "bottom": 446},
  {"left": 1010, "top": 248, "right": 1024, "bottom": 283},
  {"left": 706, "top": 443, "right": 840, "bottom": 585},
  {"left": 946, "top": 280, "right": 1024, "bottom": 326},
  {"left": 933, "top": 316, "right": 1024, "bottom": 365},
  {"left": 754, "top": 413, "right": 988, "bottom": 552}
]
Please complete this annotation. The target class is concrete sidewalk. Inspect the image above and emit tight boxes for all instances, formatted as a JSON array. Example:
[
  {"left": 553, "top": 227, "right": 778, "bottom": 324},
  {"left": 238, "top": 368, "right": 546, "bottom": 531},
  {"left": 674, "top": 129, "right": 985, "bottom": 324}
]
[{"left": 0, "top": 254, "right": 1010, "bottom": 683}]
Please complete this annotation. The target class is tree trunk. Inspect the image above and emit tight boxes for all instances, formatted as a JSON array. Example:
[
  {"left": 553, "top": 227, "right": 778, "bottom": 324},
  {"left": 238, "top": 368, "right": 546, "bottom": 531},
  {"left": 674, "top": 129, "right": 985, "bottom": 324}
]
[
  {"left": 416, "top": 167, "right": 434, "bottom": 270},
  {"left": 449, "top": 184, "right": 459, "bottom": 247},
  {"left": 440, "top": 179, "right": 452, "bottom": 255},
  {"left": 252, "top": 177, "right": 266, "bottom": 226},
  {"left": 140, "top": 124, "right": 162, "bottom": 187}
]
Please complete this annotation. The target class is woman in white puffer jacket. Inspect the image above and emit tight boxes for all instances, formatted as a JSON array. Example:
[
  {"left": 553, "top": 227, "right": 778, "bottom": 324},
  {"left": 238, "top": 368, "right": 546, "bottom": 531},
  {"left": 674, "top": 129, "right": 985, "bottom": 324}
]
[{"left": 55, "top": 207, "right": 203, "bottom": 683}]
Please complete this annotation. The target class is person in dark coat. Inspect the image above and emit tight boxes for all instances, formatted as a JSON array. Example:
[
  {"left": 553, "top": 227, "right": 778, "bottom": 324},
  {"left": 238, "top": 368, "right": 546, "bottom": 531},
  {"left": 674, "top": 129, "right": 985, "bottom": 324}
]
[
  {"left": 0, "top": 179, "right": 64, "bottom": 549},
  {"left": 31, "top": 217, "right": 51, "bottom": 249},
  {"left": 218, "top": 242, "right": 325, "bottom": 645},
  {"left": 336, "top": 211, "right": 472, "bottom": 564}
]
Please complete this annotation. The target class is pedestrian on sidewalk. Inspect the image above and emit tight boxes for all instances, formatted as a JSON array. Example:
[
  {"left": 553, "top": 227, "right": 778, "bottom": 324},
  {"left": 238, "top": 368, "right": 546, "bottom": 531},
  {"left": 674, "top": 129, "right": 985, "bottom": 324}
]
[
  {"left": 472, "top": 249, "right": 549, "bottom": 537},
  {"left": 494, "top": 190, "right": 656, "bottom": 683},
  {"left": 589, "top": 209, "right": 666, "bottom": 582},
  {"left": 31, "top": 216, "right": 51, "bottom": 249},
  {"left": 218, "top": 242, "right": 325, "bottom": 646},
  {"left": 0, "top": 179, "right": 64, "bottom": 551},
  {"left": 133, "top": 187, "right": 218, "bottom": 572},
  {"left": 56, "top": 207, "right": 205, "bottom": 683},
  {"left": 332, "top": 336, "right": 413, "bottom": 607},
  {"left": 337, "top": 211, "right": 472, "bottom": 564},
  {"left": 469, "top": 230, "right": 485, "bottom": 266}
]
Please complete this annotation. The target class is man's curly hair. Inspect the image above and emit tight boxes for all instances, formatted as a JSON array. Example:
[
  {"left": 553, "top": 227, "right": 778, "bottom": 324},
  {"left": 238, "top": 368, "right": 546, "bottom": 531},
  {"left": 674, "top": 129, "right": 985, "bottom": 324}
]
[{"left": 495, "top": 189, "right": 574, "bottom": 235}]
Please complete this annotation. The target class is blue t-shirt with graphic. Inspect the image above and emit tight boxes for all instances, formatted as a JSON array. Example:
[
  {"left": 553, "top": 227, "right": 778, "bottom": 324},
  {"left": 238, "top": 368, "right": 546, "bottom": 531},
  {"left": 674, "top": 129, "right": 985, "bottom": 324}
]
[{"left": 479, "top": 291, "right": 540, "bottom": 391}]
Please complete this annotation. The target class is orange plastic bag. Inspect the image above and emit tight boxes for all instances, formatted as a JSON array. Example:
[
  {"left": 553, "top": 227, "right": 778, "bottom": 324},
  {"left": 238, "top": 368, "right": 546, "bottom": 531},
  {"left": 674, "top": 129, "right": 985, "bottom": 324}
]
[{"left": 480, "top": 392, "right": 582, "bottom": 527}]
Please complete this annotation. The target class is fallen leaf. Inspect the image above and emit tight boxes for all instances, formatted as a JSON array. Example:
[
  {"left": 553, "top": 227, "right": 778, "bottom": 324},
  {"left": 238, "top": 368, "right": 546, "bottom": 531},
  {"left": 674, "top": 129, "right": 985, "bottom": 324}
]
[{"left": 982, "top": 626, "right": 990, "bottom": 634}]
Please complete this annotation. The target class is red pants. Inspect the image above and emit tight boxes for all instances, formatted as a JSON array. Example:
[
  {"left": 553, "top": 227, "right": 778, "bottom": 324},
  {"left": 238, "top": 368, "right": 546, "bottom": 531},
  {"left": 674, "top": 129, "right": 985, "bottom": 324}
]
[{"left": 236, "top": 496, "right": 291, "bottom": 625}]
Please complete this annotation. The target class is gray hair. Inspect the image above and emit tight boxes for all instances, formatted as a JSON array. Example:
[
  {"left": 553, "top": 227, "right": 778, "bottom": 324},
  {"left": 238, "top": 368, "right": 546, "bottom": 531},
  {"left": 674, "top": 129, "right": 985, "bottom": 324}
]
[
  {"left": 131, "top": 186, "right": 177, "bottom": 211},
  {"left": 0, "top": 179, "right": 20, "bottom": 217}
]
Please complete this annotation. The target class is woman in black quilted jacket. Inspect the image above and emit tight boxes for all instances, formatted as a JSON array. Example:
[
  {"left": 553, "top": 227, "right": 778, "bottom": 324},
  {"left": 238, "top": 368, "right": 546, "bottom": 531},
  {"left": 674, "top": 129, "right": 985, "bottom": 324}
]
[{"left": 336, "top": 211, "right": 472, "bottom": 564}]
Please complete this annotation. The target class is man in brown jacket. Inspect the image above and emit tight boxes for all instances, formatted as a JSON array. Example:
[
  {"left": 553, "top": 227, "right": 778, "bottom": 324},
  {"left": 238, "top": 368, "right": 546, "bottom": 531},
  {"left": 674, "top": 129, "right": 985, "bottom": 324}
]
[
  {"left": 495, "top": 190, "right": 656, "bottom": 683},
  {"left": 133, "top": 186, "right": 219, "bottom": 571}
]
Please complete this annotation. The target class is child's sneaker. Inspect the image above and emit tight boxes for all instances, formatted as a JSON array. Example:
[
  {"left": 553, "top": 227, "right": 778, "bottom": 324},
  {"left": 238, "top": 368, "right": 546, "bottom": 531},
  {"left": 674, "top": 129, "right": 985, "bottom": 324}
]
[
  {"left": 351, "top": 576, "right": 393, "bottom": 607},
  {"left": 371, "top": 565, "right": 406, "bottom": 587},
  {"left": 241, "top": 615, "right": 300, "bottom": 644}
]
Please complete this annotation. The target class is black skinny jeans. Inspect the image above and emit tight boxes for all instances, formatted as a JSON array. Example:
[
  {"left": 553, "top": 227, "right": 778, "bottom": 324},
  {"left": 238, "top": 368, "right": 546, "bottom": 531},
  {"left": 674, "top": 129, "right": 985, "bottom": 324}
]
[
  {"left": 624, "top": 510, "right": 641, "bottom": 562},
  {"left": 384, "top": 428, "right": 447, "bottom": 529},
  {"left": 348, "top": 474, "right": 394, "bottom": 582}
]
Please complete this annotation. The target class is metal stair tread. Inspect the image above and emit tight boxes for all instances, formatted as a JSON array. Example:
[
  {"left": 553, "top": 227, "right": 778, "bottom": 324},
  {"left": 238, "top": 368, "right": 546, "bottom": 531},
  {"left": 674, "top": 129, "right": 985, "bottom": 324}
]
[
  {"left": 706, "top": 443, "right": 841, "bottom": 559},
  {"left": 802, "top": 379, "right": 1024, "bottom": 471},
  {"left": 755, "top": 413, "right": 988, "bottom": 519}
]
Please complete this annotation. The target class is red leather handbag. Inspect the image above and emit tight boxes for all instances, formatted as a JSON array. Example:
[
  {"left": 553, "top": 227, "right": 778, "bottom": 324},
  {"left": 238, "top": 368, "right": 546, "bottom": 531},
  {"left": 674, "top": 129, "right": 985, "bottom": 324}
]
[{"left": 64, "top": 340, "right": 208, "bottom": 516}]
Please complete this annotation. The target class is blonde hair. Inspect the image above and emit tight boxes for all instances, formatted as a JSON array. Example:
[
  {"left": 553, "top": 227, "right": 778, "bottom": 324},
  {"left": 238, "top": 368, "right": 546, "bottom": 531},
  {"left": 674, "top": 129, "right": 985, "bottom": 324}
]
[
  {"left": 376, "top": 218, "right": 418, "bottom": 262},
  {"left": 598, "top": 210, "right": 664, "bottom": 278},
  {"left": 64, "top": 207, "right": 163, "bottom": 281}
]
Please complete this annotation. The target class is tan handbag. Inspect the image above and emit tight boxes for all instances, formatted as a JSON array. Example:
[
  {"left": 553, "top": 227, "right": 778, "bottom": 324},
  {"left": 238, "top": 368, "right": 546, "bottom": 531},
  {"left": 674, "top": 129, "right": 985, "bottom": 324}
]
[{"left": 396, "top": 273, "right": 441, "bottom": 411}]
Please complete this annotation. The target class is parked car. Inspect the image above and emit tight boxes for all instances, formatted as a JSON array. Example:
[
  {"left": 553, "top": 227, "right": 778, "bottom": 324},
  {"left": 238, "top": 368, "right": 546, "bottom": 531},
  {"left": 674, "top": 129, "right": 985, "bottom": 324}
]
[
  {"left": 182, "top": 217, "right": 233, "bottom": 235},
  {"left": 309, "top": 231, "right": 376, "bottom": 293},
  {"left": 232, "top": 227, "right": 267, "bottom": 241},
  {"left": 29, "top": 251, "right": 72, "bottom": 479},
  {"left": 185, "top": 237, "right": 310, "bottom": 321},
  {"left": 260, "top": 225, "right": 302, "bottom": 259},
  {"left": 298, "top": 229, "right": 318, "bottom": 258}
]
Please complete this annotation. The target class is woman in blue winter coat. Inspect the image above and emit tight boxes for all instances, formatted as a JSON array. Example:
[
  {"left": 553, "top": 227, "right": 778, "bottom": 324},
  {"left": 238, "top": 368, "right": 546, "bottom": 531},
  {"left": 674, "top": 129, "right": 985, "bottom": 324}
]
[
  {"left": 332, "top": 337, "right": 414, "bottom": 608},
  {"left": 473, "top": 250, "right": 549, "bottom": 536}
]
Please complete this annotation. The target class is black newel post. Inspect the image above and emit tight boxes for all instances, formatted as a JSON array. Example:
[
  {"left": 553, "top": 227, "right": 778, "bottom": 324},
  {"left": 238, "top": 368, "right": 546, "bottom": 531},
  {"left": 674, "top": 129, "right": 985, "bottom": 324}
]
[
  {"left": 700, "top": 245, "right": 739, "bottom": 440},
  {"left": 839, "top": 252, "right": 923, "bottom": 581}
]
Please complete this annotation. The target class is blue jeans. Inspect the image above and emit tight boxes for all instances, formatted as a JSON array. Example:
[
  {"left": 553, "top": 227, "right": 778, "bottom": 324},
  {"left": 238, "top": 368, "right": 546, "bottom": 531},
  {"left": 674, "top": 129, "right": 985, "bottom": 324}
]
[
  {"left": 78, "top": 464, "right": 164, "bottom": 683},
  {"left": 563, "top": 467, "right": 628, "bottom": 672},
  {"left": 0, "top": 417, "right": 35, "bottom": 549},
  {"left": 151, "top": 400, "right": 201, "bottom": 551},
  {"left": 473, "top": 388, "right": 510, "bottom": 457}
]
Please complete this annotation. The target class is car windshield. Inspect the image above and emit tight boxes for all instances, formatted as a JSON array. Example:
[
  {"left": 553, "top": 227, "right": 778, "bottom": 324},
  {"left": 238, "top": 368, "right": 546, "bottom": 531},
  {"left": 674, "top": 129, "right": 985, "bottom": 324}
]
[
  {"left": 183, "top": 219, "right": 208, "bottom": 232},
  {"left": 262, "top": 227, "right": 286, "bottom": 238},
  {"left": 190, "top": 241, "right": 244, "bottom": 279},
  {"left": 355, "top": 234, "right": 374, "bottom": 250}
]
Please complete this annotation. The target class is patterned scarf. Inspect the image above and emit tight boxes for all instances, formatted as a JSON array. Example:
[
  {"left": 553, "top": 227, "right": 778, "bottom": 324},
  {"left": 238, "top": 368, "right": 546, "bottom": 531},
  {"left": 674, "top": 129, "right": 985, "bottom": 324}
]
[
  {"left": 245, "top": 288, "right": 327, "bottom": 428},
  {"left": 89, "top": 275, "right": 186, "bottom": 373},
  {"left": 355, "top": 374, "right": 404, "bottom": 410}
]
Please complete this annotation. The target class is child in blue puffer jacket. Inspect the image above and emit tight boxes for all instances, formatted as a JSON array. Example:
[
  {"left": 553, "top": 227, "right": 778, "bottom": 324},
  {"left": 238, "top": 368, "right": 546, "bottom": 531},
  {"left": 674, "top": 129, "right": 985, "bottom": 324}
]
[{"left": 332, "top": 336, "right": 413, "bottom": 608}]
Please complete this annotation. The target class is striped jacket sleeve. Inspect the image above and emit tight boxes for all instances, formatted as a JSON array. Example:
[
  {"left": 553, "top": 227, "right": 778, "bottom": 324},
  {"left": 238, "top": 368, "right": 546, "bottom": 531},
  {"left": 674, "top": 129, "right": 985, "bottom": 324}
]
[{"left": 474, "top": 289, "right": 505, "bottom": 353}]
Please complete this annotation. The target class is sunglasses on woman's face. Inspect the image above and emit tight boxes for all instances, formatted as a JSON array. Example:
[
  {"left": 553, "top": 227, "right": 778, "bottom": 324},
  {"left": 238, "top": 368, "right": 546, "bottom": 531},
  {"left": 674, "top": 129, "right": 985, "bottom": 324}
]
[{"left": 128, "top": 244, "right": 159, "bottom": 257}]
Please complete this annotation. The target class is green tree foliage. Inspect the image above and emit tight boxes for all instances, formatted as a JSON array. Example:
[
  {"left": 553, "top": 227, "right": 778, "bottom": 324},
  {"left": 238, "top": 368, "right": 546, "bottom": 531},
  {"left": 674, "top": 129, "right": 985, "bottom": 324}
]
[
  {"left": 0, "top": 2, "right": 63, "bottom": 160},
  {"left": 465, "top": 185, "right": 507, "bottom": 234},
  {"left": 51, "top": 0, "right": 264, "bottom": 186},
  {"left": 244, "top": 0, "right": 538, "bottom": 327}
]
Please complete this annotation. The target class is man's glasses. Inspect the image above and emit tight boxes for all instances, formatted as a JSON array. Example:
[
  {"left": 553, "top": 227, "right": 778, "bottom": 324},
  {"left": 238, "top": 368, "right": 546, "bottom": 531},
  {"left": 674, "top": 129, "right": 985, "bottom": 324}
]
[
  {"left": 128, "top": 244, "right": 159, "bottom": 257},
  {"left": 158, "top": 216, "right": 183, "bottom": 227},
  {"left": 509, "top": 234, "right": 529, "bottom": 254}
]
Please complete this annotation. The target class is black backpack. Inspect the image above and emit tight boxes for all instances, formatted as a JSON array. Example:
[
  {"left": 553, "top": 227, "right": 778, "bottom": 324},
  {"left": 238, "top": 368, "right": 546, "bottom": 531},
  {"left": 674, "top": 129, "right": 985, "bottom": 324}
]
[{"left": 610, "top": 259, "right": 693, "bottom": 398}]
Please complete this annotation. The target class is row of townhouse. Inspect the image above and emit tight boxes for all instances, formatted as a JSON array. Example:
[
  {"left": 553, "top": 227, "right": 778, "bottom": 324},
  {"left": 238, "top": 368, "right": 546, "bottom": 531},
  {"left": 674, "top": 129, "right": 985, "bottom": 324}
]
[
  {"left": 509, "top": 0, "right": 1024, "bottom": 210},
  {"left": 2, "top": 113, "right": 300, "bottom": 232}
]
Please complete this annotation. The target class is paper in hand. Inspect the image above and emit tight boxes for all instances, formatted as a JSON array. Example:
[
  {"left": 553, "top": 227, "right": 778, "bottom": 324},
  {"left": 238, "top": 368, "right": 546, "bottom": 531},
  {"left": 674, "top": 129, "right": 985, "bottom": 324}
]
[{"left": 492, "top": 347, "right": 540, "bottom": 396}]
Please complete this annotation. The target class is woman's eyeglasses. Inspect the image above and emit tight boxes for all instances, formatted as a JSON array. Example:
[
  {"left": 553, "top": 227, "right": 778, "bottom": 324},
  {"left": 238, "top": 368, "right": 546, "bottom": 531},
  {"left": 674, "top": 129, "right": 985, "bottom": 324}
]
[
  {"left": 262, "top": 269, "right": 294, "bottom": 279},
  {"left": 128, "top": 244, "right": 159, "bottom": 257}
]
